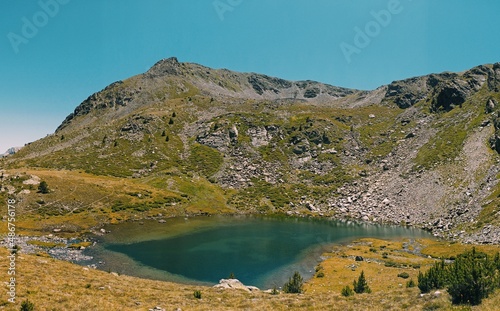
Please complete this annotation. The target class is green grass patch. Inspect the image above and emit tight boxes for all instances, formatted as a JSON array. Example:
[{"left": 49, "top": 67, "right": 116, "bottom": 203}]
[{"left": 188, "top": 143, "right": 224, "bottom": 178}]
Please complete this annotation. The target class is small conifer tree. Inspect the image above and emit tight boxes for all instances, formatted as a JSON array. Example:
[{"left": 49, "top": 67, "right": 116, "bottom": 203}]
[
  {"left": 38, "top": 181, "right": 49, "bottom": 194},
  {"left": 353, "top": 271, "right": 371, "bottom": 294},
  {"left": 283, "top": 271, "right": 304, "bottom": 294}
]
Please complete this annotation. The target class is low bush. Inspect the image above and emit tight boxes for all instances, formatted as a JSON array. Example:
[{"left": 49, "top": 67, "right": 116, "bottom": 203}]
[
  {"left": 193, "top": 290, "right": 202, "bottom": 299},
  {"left": 397, "top": 272, "right": 410, "bottom": 279},
  {"left": 341, "top": 285, "right": 354, "bottom": 297}
]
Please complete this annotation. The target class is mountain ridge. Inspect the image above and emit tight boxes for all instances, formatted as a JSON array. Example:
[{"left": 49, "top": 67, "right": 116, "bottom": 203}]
[{"left": 2, "top": 58, "right": 500, "bottom": 244}]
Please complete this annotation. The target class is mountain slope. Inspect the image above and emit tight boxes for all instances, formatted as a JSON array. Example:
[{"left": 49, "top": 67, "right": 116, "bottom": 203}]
[{"left": 2, "top": 58, "right": 500, "bottom": 243}]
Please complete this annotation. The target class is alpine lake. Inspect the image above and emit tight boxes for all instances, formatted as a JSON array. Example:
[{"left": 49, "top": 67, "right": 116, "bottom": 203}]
[{"left": 83, "top": 215, "right": 433, "bottom": 289}]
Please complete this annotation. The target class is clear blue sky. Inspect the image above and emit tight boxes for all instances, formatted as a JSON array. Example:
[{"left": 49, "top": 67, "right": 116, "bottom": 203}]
[{"left": 1, "top": 0, "right": 499, "bottom": 153}]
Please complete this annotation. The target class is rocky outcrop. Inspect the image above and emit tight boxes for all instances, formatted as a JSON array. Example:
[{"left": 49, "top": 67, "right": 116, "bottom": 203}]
[
  {"left": 146, "top": 57, "right": 181, "bottom": 77},
  {"left": 385, "top": 77, "right": 428, "bottom": 108},
  {"left": 213, "top": 279, "right": 260, "bottom": 292},
  {"left": 385, "top": 64, "right": 500, "bottom": 110}
]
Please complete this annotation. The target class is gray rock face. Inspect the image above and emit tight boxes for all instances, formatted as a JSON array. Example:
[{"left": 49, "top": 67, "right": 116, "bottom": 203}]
[
  {"left": 385, "top": 77, "right": 428, "bottom": 108},
  {"left": 248, "top": 126, "right": 271, "bottom": 147}
]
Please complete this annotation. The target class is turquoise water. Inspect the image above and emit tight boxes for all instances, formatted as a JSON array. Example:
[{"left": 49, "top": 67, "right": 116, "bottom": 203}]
[{"left": 89, "top": 215, "right": 432, "bottom": 289}]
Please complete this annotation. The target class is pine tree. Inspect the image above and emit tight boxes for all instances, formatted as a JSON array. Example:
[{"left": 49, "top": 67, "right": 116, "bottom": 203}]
[
  {"left": 283, "top": 271, "right": 304, "bottom": 294},
  {"left": 353, "top": 270, "right": 371, "bottom": 294},
  {"left": 418, "top": 260, "right": 447, "bottom": 293},
  {"left": 447, "top": 248, "right": 496, "bottom": 305},
  {"left": 161, "top": 130, "right": 166, "bottom": 137},
  {"left": 169, "top": 118, "right": 174, "bottom": 125}
]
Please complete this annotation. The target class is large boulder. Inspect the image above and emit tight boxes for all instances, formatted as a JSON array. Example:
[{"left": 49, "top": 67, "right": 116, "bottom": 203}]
[{"left": 213, "top": 279, "right": 260, "bottom": 292}]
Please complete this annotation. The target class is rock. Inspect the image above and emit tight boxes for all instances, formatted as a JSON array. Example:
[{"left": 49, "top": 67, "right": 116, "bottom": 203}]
[
  {"left": 487, "top": 98, "right": 497, "bottom": 113},
  {"left": 229, "top": 125, "right": 239, "bottom": 143},
  {"left": 213, "top": 279, "right": 259, "bottom": 292},
  {"left": 369, "top": 114, "right": 376, "bottom": 119},
  {"left": 385, "top": 77, "right": 428, "bottom": 108},
  {"left": 405, "top": 132, "right": 416, "bottom": 139},
  {"left": 481, "top": 120, "right": 491, "bottom": 127},
  {"left": 53, "top": 228, "right": 62, "bottom": 233},
  {"left": 248, "top": 126, "right": 271, "bottom": 147},
  {"left": 355, "top": 256, "right": 364, "bottom": 262},
  {"left": 304, "top": 87, "right": 320, "bottom": 98},
  {"left": 431, "top": 82, "right": 469, "bottom": 111},
  {"left": 305, "top": 201, "right": 318, "bottom": 212},
  {"left": 293, "top": 144, "right": 309, "bottom": 155},
  {"left": 100, "top": 229, "right": 106, "bottom": 234}
]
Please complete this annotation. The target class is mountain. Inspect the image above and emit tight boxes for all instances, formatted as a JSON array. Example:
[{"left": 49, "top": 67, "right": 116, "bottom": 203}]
[
  {"left": 2, "top": 58, "right": 500, "bottom": 243},
  {"left": 0, "top": 146, "right": 22, "bottom": 158}
]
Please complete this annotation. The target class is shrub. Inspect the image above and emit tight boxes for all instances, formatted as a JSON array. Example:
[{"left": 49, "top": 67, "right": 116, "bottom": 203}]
[
  {"left": 228, "top": 272, "right": 235, "bottom": 279},
  {"left": 418, "top": 260, "right": 447, "bottom": 293},
  {"left": 416, "top": 248, "right": 499, "bottom": 306},
  {"left": 406, "top": 279, "right": 416, "bottom": 288},
  {"left": 316, "top": 271, "right": 325, "bottom": 278},
  {"left": 447, "top": 248, "right": 497, "bottom": 305},
  {"left": 38, "top": 181, "right": 49, "bottom": 194},
  {"left": 193, "top": 290, "right": 202, "bottom": 299},
  {"left": 271, "top": 286, "right": 279, "bottom": 295},
  {"left": 341, "top": 285, "right": 354, "bottom": 297},
  {"left": 283, "top": 271, "right": 304, "bottom": 294},
  {"left": 353, "top": 270, "right": 371, "bottom": 294},
  {"left": 384, "top": 261, "right": 398, "bottom": 267},
  {"left": 398, "top": 272, "right": 410, "bottom": 279},
  {"left": 20, "top": 300, "right": 34, "bottom": 311}
]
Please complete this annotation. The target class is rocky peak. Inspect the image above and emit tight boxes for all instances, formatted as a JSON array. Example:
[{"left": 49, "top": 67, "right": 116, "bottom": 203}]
[{"left": 147, "top": 57, "right": 181, "bottom": 77}]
